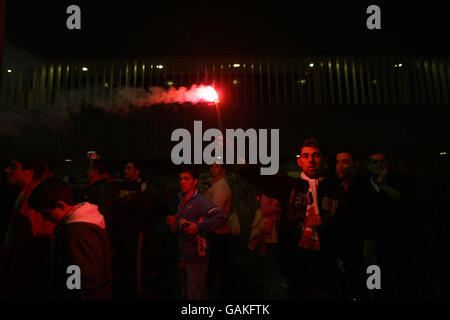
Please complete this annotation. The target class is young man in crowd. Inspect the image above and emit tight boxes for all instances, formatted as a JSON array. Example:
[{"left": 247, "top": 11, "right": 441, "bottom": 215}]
[
  {"left": 0, "top": 156, "right": 55, "bottom": 299},
  {"left": 113, "top": 161, "right": 155, "bottom": 298},
  {"left": 240, "top": 137, "right": 341, "bottom": 299},
  {"left": 166, "top": 166, "right": 227, "bottom": 300},
  {"left": 364, "top": 151, "right": 417, "bottom": 299},
  {"left": 28, "top": 178, "right": 113, "bottom": 299},
  {"left": 206, "top": 162, "right": 233, "bottom": 299},
  {"left": 334, "top": 151, "right": 373, "bottom": 300},
  {"left": 83, "top": 159, "right": 116, "bottom": 234}
]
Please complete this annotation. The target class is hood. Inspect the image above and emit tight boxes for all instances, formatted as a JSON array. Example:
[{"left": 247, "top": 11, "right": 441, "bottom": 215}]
[{"left": 65, "top": 202, "right": 106, "bottom": 229}]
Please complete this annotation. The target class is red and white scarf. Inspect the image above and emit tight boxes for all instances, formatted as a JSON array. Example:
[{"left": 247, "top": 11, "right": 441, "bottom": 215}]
[{"left": 298, "top": 172, "right": 323, "bottom": 251}]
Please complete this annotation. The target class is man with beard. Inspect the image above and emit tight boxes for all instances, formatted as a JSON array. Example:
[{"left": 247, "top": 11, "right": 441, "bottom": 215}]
[{"left": 241, "top": 138, "right": 341, "bottom": 299}]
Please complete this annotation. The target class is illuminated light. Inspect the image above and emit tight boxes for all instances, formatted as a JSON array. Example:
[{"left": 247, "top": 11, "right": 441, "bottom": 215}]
[
  {"left": 65, "top": 159, "right": 72, "bottom": 162},
  {"left": 232, "top": 79, "right": 239, "bottom": 85},
  {"left": 196, "top": 85, "right": 219, "bottom": 104},
  {"left": 243, "top": 64, "right": 246, "bottom": 68},
  {"left": 394, "top": 64, "right": 398, "bottom": 68},
  {"left": 7, "top": 69, "right": 12, "bottom": 73},
  {"left": 220, "top": 65, "right": 224, "bottom": 69},
  {"left": 104, "top": 83, "right": 109, "bottom": 87},
  {"left": 372, "top": 79, "right": 377, "bottom": 84},
  {"left": 82, "top": 67, "right": 88, "bottom": 71},
  {"left": 233, "top": 63, "right": 240, "bottom": 68},
  {"left": 167, "top": 81, "right": 174, "bottom": 86},
  {"left": 398, "top": 63, "right": 403, "bottom": 67},
  {"left": 251, "top": 64, "right": 254, "bottom": 69},
  {"left": 440, "top": 152, "right": 447, "bottom": 156},
  {"left": 156, "top": 65, "right": 164, "bottom": 69},
  {"left": 298, "top": 79, "right": 307, "bottom": 85},
  {"left": 296, "top": 154, "right": 300, "bottom": 158},
  {"left": 309, "top": 62, "right": 314, "bottom": 67}
]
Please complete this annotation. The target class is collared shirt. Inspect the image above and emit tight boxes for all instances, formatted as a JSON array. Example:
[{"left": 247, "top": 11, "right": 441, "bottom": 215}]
[{"left": 370, "top": 177, "right": 381, "bottom": 193}]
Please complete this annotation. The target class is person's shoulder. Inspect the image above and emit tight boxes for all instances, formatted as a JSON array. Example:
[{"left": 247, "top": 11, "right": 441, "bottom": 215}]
[
  {"left": 216, "top": 177, "right": 232, "bottom": 190},
  {"left": 195, "top": 192, "right": 209, "bottom": 202},
  {"left": 64, "top": 222, "right": 106, "bottom": 241},
  {"left": 195, "top": 192, "right": 217, "bottom": 207}
]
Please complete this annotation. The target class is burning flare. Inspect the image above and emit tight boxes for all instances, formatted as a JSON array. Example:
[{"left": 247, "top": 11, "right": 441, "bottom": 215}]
[{"left": 195, "top": 85, "right": 219, "bottom": 104}]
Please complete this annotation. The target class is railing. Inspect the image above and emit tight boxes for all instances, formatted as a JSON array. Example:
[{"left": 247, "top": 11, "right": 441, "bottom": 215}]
[{"left": 1, "top": 55, "right": 449, "bottom": 110}]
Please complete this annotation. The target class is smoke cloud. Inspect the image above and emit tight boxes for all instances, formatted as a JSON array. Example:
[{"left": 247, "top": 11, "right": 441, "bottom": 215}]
[{"left": 0, "top": 85, "right": 218, "bottom": 135}]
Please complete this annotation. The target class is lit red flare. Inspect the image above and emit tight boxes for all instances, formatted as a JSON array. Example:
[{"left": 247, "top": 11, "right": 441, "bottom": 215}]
[
  {"left": 194, "top": 85, "right": 219, "bottom": 104},
  {"left": 137, "top": 85, "right": 220, "bottom": 106}
]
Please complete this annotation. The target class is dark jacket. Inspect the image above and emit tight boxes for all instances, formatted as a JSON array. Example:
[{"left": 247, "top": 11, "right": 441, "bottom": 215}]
[
  {"left": 241, "top": 167, "right": 341, "bottom": 272},
  {"left": 334, "top": 175, "right": 374, "bottom": 263},
  {"left": 82, "top": 179, "right": 116, "bottom": 234},
  {"left": 365, "top": 171, "right": 416, "bottom": 263},
  {"left": 53, "top": 203, "right": 112, "bottom": 300},
  {"left": 0, "top": 181, "right": 55, "bottom": 299},
  {"left": 114, "top": 180, "right": 155, "bottom": 252},
  {"left": 176, "top": 189, "right": 227, "bottom": 262}
]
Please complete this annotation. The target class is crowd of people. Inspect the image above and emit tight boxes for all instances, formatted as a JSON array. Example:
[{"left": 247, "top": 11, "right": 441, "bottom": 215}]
[{"left": 0, "top": 136, "right": 446, "bottom": 300}]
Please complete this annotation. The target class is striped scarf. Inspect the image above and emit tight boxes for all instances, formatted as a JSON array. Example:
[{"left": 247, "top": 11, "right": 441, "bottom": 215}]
[{"left": 298, "top": 172, "right": 323, "bottom": 251}]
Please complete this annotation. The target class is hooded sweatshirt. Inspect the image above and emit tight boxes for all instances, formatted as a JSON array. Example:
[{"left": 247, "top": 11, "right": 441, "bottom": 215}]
[{"left": 52, "top": 202, "right": 112, "bottom": 300}]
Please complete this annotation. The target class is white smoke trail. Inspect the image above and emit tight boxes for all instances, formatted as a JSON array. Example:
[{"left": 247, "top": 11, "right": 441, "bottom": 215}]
[{"left": 0, "top": 85, "right": 218, "bottom": 136}]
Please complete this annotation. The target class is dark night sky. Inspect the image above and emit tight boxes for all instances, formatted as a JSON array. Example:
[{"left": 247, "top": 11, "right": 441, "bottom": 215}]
[{"left": 4, "top": 0, "right": 450, "bottom": 59}]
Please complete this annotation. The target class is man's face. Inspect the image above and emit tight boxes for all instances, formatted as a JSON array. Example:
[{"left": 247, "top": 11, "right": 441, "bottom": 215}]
[
  {"left": 336, "top": 152, "right": 358, "bottom": 181},
  {"left": 124, "top": 162, "right": 139, "bottom": 182},
  {"left": 179, "top": 172, "right": 198, "bottom": 194},
  {"left": 297, "top": 146, "right": 323, "bottom": 178},
  {"left": 367, "top": 153, "right": 386, "bottom": 177},
  {"left": 4, "top": 161, "right": 33, "bottom": 187},
  {"left": 210, "top": 162, "right": 225, "bottom": 178}
]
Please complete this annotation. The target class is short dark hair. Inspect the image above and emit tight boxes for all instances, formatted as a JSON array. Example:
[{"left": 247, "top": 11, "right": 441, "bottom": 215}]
[
  {"left": 300, "top": 137, "right": 324, "bottom": 155},
  {"left": 365, "top": 149, "right": 386, "bottom": 162},
  {"left": 28, "top": 178, "right": 74, "bottom": 212},
  {"left": 14, "top": 155, "right": 48, "bottom": 181},
  {"left": 179, "top": 165, "right": 199, "bottom": 180},
  {"left": 336, "top": 150, "right": 361, "bottom": 162},
  {"left": 92, "top": 160, "right": 111, "bottom": 175}
]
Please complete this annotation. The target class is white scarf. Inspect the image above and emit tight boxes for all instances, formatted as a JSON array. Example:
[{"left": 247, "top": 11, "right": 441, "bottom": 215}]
[{"left": 298, "top": 172, "right": 324, "bottom": 250}]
